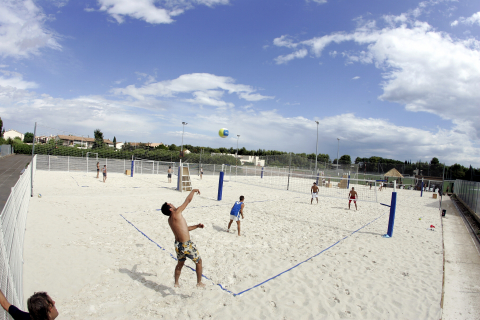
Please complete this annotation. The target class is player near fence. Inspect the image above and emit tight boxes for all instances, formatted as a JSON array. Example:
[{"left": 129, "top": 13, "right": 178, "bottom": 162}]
[
  {"left": 161, "top": 189, "right": 205, "bottom": 288},
  {"left": 348, "top": 187, "right": 358, "bottom": 210},
  {"left": 168, "top": 166, "right": 173, "bottom": 183},
  {"left": 102, "top": 165, "right": 107, "bottom": 183},
  {"left": 311, "top": 182, "right": 319, "bottom": 204},
  {"left": 200, "top": 167, "right": 203, "bottom": 180},
  {"left": 228, "top": 196, "right": 245, "bottom": 236},
  {"left": 96, "top": 162, "right": 100, "bottom": 179},
  {"left": 0, "top": 289, "right": 59, "bottom": 320}
]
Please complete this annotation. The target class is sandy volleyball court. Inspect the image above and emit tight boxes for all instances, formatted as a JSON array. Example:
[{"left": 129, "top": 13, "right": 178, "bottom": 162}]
[{"left": 24, "top": 171, "right": 443, "bottom": 319}]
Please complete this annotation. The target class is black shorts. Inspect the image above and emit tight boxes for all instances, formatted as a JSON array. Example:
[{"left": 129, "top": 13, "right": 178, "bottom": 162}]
[{"left": 168, "top": 173, "right": 172, "bottom": 178}]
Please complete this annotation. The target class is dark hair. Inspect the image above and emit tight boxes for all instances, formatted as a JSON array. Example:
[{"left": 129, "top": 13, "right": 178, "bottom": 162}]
[
  {"left": 161, "top": 202, "right": 171, "bottom": 216},
  {"left": 27, "top": 292, "right": 52, "bottom": 320},
  {"left": 239, "top": 196, "right": 244, "bottom": 201}
]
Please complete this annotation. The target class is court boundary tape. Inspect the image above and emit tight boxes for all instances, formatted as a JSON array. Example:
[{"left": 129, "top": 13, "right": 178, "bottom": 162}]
[{"left": 120, "top": 210, "right": 387, "bottom": 296}]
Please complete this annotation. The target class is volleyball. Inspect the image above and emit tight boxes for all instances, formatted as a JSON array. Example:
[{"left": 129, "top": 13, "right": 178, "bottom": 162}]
[{"left": 218, "top": 128, "right": 229, "bottom": 138}]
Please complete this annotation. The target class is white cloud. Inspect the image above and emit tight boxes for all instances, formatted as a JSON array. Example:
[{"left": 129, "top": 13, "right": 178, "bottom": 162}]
[
  {"left": 273, "top": 35, "right": 298, "bottom": 49},
  {"left": 272, "top": 16, "right": 480, "bottom": 140},
  {"left": 1, "top": 83, "right": 479, "bottom": 166},
  {"left": 0, "top": 0, "right": 61, "bottom": 58},
  {"left": 274, "top": 49, "right": 308, "bottom": 64},
  {"left": 309, "top": 0, "right": 327, "bottom": 4},
  {"left": 451, "top": 12, "right": 480, "bottom": 27},
  {"left": 352, "top": 76, "right": 360, "bottom": 80},
  {"left": 0, "top": 69, "right": 38, "bottom": 89},
  {"left": 96, "top": 0, "right": 229, "bottom": 24},
  {"left": 111, "top": 73, "right": 274, "bottom": 104}
]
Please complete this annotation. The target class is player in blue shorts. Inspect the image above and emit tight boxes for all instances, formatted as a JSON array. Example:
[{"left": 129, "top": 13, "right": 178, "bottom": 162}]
[{"left": 227, "top": 196, "right": 245, "bottom": 236}]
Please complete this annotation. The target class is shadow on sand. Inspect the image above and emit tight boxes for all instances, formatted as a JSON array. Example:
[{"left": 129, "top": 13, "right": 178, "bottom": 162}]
[{"left": 119, "top": 265, "right": 190, "bottom": 298}]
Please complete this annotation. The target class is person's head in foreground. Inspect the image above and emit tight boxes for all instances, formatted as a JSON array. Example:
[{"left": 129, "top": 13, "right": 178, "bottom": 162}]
[
  {"left": 239, "top": 196, "right": 244, "bottom": 201},
  {"left": 313, "top": 182, "right": 316, "bottom": 185},
  {"left": 161, "top": 202, "right": 173, "bottom": 216},
  {"left": 27, "top": 292, "right": 59, "bottom": 320},
  {"left": 351, "top": 187, "right": 355, "bottom": 190}
]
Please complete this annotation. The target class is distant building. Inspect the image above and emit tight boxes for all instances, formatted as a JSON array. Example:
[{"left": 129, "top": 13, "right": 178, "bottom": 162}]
[
  {"left": 115, "top": 142, "right": 124, "bottom": 150},
  {"left": 127, "top": 142, "right": 165, "bottom": 150},
  {"left": 210, "top": 153, "right": 265, "bottom": 166},
  {"left": 35, "top": 135, "right": 55, "bottom": 144},
  {"left": 55, "top": 135, "right": 113, "bottom": 148},
  {"left": 3, "top": 130, "right": 24, "bottom": 141}
]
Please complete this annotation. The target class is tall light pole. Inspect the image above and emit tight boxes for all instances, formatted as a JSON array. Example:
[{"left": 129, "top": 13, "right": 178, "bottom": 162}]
[
  {"left": 236, "top": 135, "right": 240, "bottom": 175},
  {"left": 337, "top": 138, "right": 340, "bottom": 173},
  {"left": 181, "top": 122, "right": 187, "bottom": 154},
  {"left": 180, "top": 122, "right": 187, "bottom": 169},
  {"left": 315, "top": 121, "right": 319, "bottom": 174}
]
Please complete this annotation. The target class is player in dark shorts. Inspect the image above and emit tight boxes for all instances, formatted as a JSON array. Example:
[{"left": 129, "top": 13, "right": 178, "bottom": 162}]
[
  {"left": 97, "top": 162, "right": 100, "bottom": 178},
  {"left": 102, "top": 165, "right": 107, "bottom": 183},
  {"left": 168, "top": 166, "right": 172, "bottom": 183}
]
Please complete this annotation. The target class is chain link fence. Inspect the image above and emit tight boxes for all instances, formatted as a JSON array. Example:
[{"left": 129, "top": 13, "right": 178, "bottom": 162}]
[
  {"left": 0, "top": 156, "right": 36, "bottom": 320},
  {"left": 454, "top": 180, "right": 480, "bottom": 215}
]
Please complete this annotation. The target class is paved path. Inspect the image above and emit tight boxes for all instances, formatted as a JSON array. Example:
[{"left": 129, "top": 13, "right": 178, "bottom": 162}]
[
  {"left": 441, "top": 196, "right": 480, "bottom": 320},
  {"left": 0, "top": 154, "right": 32, "bottom": 213}
]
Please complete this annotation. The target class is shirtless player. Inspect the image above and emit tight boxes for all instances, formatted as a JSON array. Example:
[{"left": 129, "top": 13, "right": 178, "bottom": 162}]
[
  {"left": 161, "top": 189, "right": 206, "bottom": 288},
  {"left": 311, "top": 182, "right": 319, "bottom": 204},
  {"left": 348, "top": 187, "right": 358, "bottom": 210}
]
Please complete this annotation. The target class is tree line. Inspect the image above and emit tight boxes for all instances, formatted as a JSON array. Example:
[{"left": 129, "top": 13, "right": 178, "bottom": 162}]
[{"left": 1, "top": 126, "right": 478, "bottom": 181}]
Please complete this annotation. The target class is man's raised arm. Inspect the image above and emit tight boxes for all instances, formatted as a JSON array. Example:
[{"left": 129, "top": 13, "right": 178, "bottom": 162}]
[
  {"left": 0, "top": 289, "right": 11, "bottom": 312},
  {"left": 177, "top": 189, "right": 201, "bottom": 213}
]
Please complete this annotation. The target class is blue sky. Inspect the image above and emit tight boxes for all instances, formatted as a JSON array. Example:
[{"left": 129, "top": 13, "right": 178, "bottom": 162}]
[{"left": 1, "top": 0, "right": 479, "bottom": 166}]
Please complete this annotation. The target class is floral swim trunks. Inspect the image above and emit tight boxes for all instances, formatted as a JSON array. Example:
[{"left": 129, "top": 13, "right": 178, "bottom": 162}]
[{"left": 175, "top": 240, "right": 201, "bottom": 263}]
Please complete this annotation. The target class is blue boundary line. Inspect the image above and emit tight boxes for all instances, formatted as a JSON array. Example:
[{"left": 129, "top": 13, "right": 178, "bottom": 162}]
[{"left": 120, "top": 210, "right": 387, "bottom": 296}]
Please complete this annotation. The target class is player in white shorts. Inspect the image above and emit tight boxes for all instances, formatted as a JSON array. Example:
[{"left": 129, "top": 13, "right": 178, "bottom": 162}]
[{"left": 228, "top": 196, "right": 245, "bottom": 236}]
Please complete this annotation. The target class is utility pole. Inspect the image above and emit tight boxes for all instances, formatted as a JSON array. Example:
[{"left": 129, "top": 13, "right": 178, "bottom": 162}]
[{"left": 315, "top": 121, "right": 319, "bottom": 174}]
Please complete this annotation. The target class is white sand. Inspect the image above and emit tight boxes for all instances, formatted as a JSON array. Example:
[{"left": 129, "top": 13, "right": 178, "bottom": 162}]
[{"left": 24, "top": 171, "right": 443, "bottom": 319}]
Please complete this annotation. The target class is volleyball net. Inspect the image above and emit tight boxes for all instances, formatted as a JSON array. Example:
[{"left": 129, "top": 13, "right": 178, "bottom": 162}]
[{"left": 228, "top": 166, "right": 379, "bottom": 203}]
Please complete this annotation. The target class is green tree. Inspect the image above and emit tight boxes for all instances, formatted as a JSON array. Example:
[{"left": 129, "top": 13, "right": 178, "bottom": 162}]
[
  {"left": 0, "top": 117, "right": 3, "bottom": 138},
  {"left": 431, "top": 157, "right": 440, "bottom": 165},
  {"left": 449, "top": 163, "right": 466, "bottom": 180},
  {"left": 339, "top": 155, "right": 352, "bottom": 164},
  {"left": 169, "top": 144, "right": 178, "bottom": 151},
  {"left": 24, "top": 132, "right": 34, "bottom": 143},
  {"left": 113, "top": 136, "right": 117, "bottom": 149},
  {"left": 92, "top": 129, "right": 104, "bottom": 149},
  {"left": 317, "top": 153, "right": 330, "bottom": 163}
]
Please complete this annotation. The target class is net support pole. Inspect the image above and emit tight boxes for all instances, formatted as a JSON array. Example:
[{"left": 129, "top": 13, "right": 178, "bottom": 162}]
[
  {"left": 382, "top": 192, "right": 397, "bottom": 238},
  {"left": 30, "top": 122, "right": 37, "bottom": 197},
  {"left": 217, "top": 171, "right": 224, "bottom": 201},
  {"left": 130, "top": 155, "right": 134, "bottom": 177},
  {"left": 261, "top": 167, "right": 264, "bottom": 179},
  {"left": 421, "top": 178, "right": 424, "bottom": 197},
  {"left": 177, "top": 162, "right": 182, "bottom": 191},
  {"left": 316, "top": 172, "right": 320, "bottom": 185},
  {"left": 347, "top": 174, "right": 350, "bottom": 189}
]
